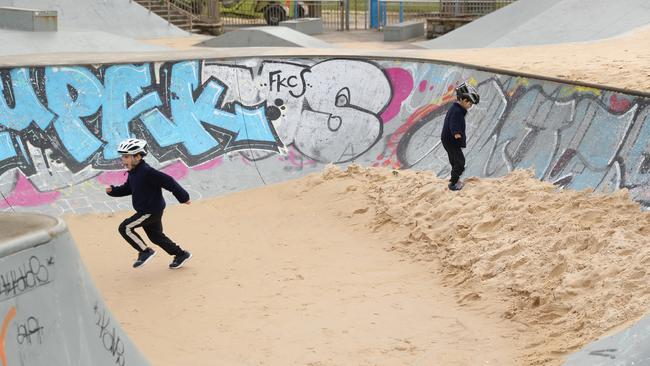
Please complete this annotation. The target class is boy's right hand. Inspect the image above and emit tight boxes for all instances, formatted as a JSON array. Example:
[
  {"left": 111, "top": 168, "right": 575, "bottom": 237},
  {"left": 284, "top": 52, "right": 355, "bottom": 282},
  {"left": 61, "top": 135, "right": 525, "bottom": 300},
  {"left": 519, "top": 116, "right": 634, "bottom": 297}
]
[{"left": 105, "top": 186, "right": 112, "bottom": 193}]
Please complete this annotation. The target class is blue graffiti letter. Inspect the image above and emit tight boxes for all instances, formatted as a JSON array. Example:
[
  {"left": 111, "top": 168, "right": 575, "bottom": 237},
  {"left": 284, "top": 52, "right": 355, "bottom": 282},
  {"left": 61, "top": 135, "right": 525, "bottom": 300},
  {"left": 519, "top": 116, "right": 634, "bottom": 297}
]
[
  {"left": 0, "top": 68, "right": 55, "bottom": 159},
  {"left": 141, "top": 61, "right": 276, "bottom": 156},
  {"left": 45, "top": 66, "right": 103, "bottom": 163},
  {"left": 102, "top": 64, "right": 162, "bottom": 160}
]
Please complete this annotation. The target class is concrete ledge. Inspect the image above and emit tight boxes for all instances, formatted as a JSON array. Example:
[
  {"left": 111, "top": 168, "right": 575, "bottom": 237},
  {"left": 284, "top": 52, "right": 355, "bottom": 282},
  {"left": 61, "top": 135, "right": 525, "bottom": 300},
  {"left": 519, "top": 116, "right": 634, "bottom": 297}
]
[
  {"left": 384, "top": 20, "right": 424, "bottom": 41},
  {"left": 0, "top": 7, "right": 57, "bottom": 32},
  {"left": 280, "top": 18, "right": 324, "bottom": 35},
  {"left": 197, "top": 26, "right": 332, "bottom": 48}
]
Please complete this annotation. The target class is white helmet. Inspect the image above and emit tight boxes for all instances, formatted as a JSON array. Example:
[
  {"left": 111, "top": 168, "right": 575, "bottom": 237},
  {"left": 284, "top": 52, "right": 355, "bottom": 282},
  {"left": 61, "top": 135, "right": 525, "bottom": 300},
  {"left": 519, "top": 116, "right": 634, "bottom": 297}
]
[{"left": 117, "top": 138, "right": 148, "bottom": 156}]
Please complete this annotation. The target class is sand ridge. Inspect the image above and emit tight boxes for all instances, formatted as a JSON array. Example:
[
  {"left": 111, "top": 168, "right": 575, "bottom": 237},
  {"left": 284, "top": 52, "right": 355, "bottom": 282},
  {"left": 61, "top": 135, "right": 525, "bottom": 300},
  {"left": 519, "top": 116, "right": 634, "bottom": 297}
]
[{"left": 315, "top": 164, "right": 650, "bottom": 365}]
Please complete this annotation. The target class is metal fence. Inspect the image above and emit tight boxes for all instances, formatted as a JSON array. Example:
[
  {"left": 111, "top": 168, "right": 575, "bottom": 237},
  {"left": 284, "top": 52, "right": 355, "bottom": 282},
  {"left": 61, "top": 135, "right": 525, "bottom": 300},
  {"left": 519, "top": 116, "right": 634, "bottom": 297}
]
[
  {"left": 217, "top": 0, "right": 516, "bottom": 31},
  {"left": 220, "top": 0, "right": 348, "bottom": 30},
  {"left": 376, "top": 0, "right": 516, "bottom": 28}
]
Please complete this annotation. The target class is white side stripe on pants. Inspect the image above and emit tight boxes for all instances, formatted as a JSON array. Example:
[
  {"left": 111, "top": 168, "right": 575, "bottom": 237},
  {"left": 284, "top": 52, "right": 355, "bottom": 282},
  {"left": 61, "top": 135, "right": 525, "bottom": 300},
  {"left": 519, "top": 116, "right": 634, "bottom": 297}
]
[{"left": 125, "top": 214, "right": 150, "bottom": 251}]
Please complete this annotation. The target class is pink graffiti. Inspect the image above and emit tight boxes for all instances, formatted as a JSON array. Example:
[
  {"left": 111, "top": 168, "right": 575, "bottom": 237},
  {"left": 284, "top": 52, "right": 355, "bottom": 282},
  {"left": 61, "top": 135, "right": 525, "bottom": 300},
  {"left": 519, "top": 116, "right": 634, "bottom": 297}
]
[
  {"left": 96, "top": 170, "right": 128, "bottom": 185},
  {"left": 610, "top": 95, "right": 632, "bottom": 113},
  {"left": 380, "top": 68, "right": 414, "bottom": 123},
  {"left": 418, "top": 80, "right": 427, "bottom": 93},
  {"left": 192, "top": 157, "right": 223, "bottom": 171},
  {"left": 161, "top": 161, "right": 189, "bottom": 180},
  {"left": 377, "top": 85, "right": 457, "bottom": 168},
  {"left": 280, "top": 146, "right": 317, "bottom": 168},
  {"left": 0, "top": 172, "right": 60, "bottom": 208}
]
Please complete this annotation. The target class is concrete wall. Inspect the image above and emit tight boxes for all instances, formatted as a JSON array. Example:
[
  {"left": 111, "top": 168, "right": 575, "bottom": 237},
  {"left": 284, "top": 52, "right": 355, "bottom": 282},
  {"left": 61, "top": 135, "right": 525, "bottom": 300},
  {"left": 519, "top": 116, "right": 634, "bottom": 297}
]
[
  {"left": 0, "top": 57, "right": 649, "bottom": 215},
  {"left": 0, "top": 7, "right": 57, "bottom": 31},
  {"left": 0, "top": 213, "right": 149, "bottom": 365},
  {"left": 0, "top": 0, "right": 186, "bottom": 38},
  {"left": 417, "top": 0, "right": 650, "bottom": 48}
]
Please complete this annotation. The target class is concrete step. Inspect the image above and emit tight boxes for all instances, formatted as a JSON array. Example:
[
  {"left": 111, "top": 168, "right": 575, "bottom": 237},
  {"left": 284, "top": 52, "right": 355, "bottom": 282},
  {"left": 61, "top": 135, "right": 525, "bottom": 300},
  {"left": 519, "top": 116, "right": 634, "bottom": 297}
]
[
  {"left": 149, "top": 8, "right": 186, "bottom": 18},
  {"left": 133, "top": 0, "right": 216, "bottom": 34}
]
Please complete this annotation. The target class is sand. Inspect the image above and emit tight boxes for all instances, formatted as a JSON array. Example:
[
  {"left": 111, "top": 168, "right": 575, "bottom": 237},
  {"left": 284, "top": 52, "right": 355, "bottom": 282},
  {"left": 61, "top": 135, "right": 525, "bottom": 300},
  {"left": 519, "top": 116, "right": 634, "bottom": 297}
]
[
  {"left": 66, "top": 165, "right": 650, "bottom": 365},
  {"left": 143, "top": 24, "right": 650, "bottom": 93},
  {"left": 415, "top": 24, "right": 650, "bottom": 93},
  {"left": 316, "top": 24, "right": 650, "bottom": 92},
  {"left": 67, "top": 172, "right": 530, "bottom": 366}
]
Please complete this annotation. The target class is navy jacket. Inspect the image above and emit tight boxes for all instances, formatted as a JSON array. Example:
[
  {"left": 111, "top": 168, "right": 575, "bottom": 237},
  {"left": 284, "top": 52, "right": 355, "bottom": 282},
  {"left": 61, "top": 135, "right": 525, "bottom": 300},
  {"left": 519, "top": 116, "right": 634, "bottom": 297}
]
[
  {"left": 440, "top": 102, "right": 468, "bottom": 148},
  {"left": 107, "top": 161, "right": 189, "bottom": 214}
]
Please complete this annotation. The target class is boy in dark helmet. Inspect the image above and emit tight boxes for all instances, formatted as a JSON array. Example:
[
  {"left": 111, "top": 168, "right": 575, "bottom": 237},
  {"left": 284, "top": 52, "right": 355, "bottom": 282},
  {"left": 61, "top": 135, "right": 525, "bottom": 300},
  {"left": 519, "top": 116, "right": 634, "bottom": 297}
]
[
  {"left": 106, "top": 138, "right": 193, "bottom": 269},
  {"left": 440, "top": 82, "right": 480, "bottom": 191}
]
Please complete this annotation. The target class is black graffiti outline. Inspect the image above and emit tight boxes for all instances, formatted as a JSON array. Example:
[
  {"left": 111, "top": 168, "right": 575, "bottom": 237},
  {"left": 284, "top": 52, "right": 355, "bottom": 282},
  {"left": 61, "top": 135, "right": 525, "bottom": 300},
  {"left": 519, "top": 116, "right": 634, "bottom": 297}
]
[
  {"left": 588, "top": 348, "right": 617, "bottom": 359},
  {"left": 16, "top": 316, "right": 44, "bottom": 345},
  {"left": 396, "top": 78, "right": 650, "bottom": 202},
  {"left": 0, "top": 255, "right": 52, "bottom": 300},
  {"left": 205, "top": 58, "right": 394, "bottom": 164},
  {"left": 94, "top": 303, "right": 126, "bottom": 366},
  {"left": 0, "top": 61, "right": 283, "bottom": 179}
]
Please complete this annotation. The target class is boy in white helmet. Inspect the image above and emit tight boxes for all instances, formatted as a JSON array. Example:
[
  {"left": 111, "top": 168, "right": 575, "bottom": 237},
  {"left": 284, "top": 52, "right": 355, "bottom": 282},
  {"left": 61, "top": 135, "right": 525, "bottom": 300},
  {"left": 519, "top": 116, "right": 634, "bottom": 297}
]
[
  {"left": 440, "top": 82, "right": 480, "bottom": 191},
  {"left": 106, "top": 138, "right": 192, "bottom": 269}
]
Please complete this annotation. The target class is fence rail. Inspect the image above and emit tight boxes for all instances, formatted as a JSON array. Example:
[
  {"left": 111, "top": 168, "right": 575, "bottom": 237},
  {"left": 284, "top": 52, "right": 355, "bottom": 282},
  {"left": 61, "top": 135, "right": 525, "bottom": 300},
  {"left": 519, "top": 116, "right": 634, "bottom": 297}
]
[
  {"left": 220, "top": 0, "right": 350, "bottom": 30},
  {"left": 376, "top": 0, "right": 515, "bottom": 28},
  {"left": 215, "top": 0, "right": 515, "bottom": 31}
]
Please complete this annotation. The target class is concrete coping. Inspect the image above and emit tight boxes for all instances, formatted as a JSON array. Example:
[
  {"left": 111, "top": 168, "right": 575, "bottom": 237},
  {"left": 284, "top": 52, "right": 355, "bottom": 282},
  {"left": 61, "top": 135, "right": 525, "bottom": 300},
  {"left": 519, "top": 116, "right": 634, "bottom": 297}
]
[
  {"left": 282, "top": 17, "right": 321, "bottom": 23},
  {"left": 0, "top": 213, "right": 66, "bottom": 257},
  {"left": 385, "top": 20, "right": 425, "bottom": 28},
  {"left": 0, "top": 6, "right": 57, "bottom": 15},
  {"left": 0, "top": 48, "right": 647, "bottom": 97}
]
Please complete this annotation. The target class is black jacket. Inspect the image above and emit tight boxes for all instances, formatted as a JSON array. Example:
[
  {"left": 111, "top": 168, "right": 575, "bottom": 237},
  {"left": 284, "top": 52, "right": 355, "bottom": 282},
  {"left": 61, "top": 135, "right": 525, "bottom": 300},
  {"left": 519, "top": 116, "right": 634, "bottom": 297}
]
[
  {"left": 107, "top": 161, "right": 189, "bottom": 214},
  {"left": 440, "top": 102, "right": 467, "bottom": 148}
]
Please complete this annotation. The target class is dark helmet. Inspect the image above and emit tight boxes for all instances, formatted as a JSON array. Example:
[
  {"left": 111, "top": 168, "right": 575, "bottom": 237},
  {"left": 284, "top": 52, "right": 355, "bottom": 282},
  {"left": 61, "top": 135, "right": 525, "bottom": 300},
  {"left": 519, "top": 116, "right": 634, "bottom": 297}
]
[{"left": 455, "top": 82, "right": 480, "bottom": 104}]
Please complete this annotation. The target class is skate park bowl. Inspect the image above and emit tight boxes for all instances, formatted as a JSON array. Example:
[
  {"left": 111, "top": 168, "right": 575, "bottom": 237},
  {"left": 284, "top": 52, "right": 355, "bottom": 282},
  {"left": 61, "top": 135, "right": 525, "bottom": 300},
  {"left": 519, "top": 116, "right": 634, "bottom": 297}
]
[
  {"left": 0, "top": 48, "right": 649, "bottom": 364},
  {"left": 0, "top": 212, "right": 149, "bottom": 365}
]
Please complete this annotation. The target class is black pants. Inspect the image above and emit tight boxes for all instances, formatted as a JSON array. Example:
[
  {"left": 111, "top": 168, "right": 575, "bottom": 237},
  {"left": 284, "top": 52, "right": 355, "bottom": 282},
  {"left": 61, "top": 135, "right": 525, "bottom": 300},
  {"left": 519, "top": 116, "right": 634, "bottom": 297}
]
[
  {"left": 118, "top": 212, "right": 184, "bottom": 256},
  {"left": 442, "top": 141, "right": 465, "bottom": 185}
]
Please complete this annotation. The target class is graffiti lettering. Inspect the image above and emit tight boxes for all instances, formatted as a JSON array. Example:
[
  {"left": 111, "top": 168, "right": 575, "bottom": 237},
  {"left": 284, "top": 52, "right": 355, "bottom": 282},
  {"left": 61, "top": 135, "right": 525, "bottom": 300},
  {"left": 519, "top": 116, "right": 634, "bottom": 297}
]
[
  {"left": 94, "top": 303, "right": 126, "bottom": 366},
  {"left": 268, "top": 69, "right": 304, "bottom": 96},
  {"left": 0, "top": 255, "right": 52, "bottom": 300},
  {"left": 16, "top": 316, "right": 44, "bottom": 345},
  {"left": 1, "top": 57, "right": 649, "bottom": 215}
]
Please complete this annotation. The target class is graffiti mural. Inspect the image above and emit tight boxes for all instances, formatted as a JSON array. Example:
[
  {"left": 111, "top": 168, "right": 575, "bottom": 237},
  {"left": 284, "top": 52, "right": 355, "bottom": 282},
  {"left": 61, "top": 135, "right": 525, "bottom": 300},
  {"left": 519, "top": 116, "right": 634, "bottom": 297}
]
[{"left": 0, "top": 57, "right": 648, "bottom": 214}]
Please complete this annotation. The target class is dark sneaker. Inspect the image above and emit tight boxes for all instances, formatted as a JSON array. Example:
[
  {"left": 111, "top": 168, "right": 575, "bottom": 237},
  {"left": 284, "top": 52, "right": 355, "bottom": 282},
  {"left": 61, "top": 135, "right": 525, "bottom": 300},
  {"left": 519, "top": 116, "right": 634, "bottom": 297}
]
[
  {"left": 448, "top": 181, "right": 464, "bottom": 191},
  {"left": 133, "top": 248, "right": 156, "bottom": 268},
  {"left": 169, "top": 251, "right": 192, "bottom": 269}
]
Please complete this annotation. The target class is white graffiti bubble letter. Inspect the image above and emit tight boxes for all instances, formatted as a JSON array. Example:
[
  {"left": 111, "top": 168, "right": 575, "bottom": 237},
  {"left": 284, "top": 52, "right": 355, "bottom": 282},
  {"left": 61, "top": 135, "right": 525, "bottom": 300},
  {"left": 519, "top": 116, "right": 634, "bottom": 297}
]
[{"left": 296, "top": 59, "right": 391, "bottom": 163}]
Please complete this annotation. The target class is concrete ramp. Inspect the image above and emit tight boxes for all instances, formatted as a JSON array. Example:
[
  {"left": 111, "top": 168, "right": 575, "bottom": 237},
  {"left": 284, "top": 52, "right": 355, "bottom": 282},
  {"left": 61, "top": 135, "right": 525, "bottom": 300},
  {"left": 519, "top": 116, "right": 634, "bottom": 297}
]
[
  {"left": 0, "top": 0, "right": 186, "bottom": 39},
  {"left": 0, "top": 213, "right": 149, "bottom": 365},
  {"left": 416, "top": 0, "right": 650, "bottom": 48},
  {"left": 0, "top": 29, "right": 171, "bottom": 56},
  {"left": 564, "top": 314, "right": 650, "bottom": 365},
  {"left": 197, "top": 26, "right": 332, "bottom": 47}
]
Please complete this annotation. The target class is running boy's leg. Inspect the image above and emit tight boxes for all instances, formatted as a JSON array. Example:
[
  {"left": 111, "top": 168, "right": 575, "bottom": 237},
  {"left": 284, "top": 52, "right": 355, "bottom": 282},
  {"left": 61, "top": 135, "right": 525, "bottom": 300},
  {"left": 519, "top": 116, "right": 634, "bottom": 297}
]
[
  {"left": 141, "top": 213, "right": 185, "bottom": 256},
  {"left": 118, "top": 213, "right": 153, "bottom": 252}
]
